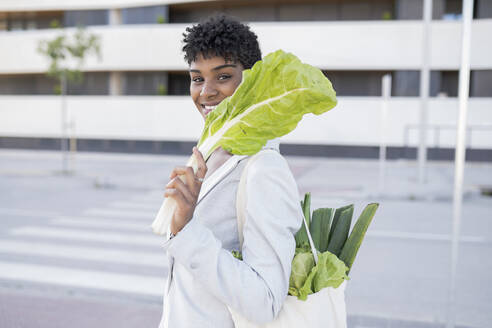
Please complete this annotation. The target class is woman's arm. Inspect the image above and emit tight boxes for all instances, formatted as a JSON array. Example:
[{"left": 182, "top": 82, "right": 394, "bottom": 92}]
[{"left": 163, "top": 151, "right": 303, "bottom": 324}]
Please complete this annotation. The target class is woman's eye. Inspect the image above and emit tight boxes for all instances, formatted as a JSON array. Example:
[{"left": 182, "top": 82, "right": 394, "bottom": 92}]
[
  {"left": 218, "top": 74, "right": 231, "bottom": 81},
  {"left": 192, "top": 77, "right": 203, "bottom": 83}
]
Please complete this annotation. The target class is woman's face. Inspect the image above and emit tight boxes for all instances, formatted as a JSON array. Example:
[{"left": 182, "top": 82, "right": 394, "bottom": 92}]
[{"left": 189, "top": 54, "right": 244, "bottom": 120}]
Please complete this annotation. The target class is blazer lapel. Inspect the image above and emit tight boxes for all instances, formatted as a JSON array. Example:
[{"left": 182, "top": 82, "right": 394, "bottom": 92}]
[{"left": 196, "top": 154, "right": 248, "bottom": 205}]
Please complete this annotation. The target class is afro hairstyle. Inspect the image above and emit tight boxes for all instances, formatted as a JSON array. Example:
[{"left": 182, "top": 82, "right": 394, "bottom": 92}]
[{"left": 182, "top": 14, "right": 262, "bottom": 69}]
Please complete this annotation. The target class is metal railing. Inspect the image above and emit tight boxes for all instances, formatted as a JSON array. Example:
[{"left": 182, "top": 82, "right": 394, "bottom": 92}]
[{"left": 403, "top": 124, "right": 492, "bottom": 149}]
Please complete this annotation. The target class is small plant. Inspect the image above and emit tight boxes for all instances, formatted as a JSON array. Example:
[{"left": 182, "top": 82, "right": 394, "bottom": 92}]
[
  {"left": 50, "top": 19, "right": 61, "bottom": 29},
  {"left": 53, "top": 84, "right": 62, "bottom": 95},
  {"left": 37, "top": 26, "right": 101, "bottom": 173},
  {"left": 382, "top": 11, "right": 392, "bottom": 20},
  {"left": 157, "top": 83, "right": 167, "bottom": 95},
  {"left": 157, "top": 15, "right": 166, "bottom": 24},
  {"left": 37, "top": 26, "right": 101, "bottom": 91}
]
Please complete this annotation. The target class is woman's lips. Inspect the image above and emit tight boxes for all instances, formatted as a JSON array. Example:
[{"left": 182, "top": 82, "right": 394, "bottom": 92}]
[{"left": 202, "top": 104, "right": 218, "bottom": 116}]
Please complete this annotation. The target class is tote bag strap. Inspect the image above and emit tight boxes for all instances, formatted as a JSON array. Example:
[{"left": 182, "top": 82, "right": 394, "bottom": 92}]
[{"left": 235, "top": 149, "right": 319, "bottom": 264}]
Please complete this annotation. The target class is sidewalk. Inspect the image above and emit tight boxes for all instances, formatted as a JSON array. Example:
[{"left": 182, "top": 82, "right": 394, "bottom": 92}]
[{"left": 0, "top": 149, "right": 491, "bottom": 328}]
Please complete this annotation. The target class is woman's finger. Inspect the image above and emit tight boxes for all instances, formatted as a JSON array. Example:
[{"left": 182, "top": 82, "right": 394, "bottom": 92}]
[
  {"left": 164, "top": 188, "right": 190, "bottom": 210},
  {"left": 169, "top": 166, "right": 196, "bottom": 187},
  {"left": 193, "top": 147, "right": 208, "bottom": 179},
  {"left": 166, "top": 176, "right": 195, "bottom": 202},
  {"left": 169, "top": 166, "right": 200, "bottom": 196},
  {"left": 165, "top": 188, "right": 195, "bottom": 234}
]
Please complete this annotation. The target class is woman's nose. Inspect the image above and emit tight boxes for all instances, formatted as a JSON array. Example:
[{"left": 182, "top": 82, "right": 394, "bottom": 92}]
[{"left": 200, "top": 82, "right": 218, "bottom": 98}]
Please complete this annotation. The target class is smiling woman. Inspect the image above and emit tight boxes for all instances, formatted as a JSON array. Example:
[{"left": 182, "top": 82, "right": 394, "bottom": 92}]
[{"left": 158, "top": 15, "right": 304, "bottom": 328}]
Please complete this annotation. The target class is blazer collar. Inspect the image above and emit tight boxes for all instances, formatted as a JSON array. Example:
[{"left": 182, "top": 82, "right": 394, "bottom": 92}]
[
  {"left": 196, "top": 138, "right": 280, "bottom": 205},
  {"left": 196, "top": 154, "right": 248, "bottom": 205}
]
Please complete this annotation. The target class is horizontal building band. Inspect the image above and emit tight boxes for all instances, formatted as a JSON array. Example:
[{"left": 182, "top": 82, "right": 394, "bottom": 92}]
[
  {"left": 1, "top": 70, "right": 491, "bottom": 97},
  {"left": 1, "top": 20, "right": 492, "bottom": 74},
  {"left": 1, "top": 96, "right": 491, "bottom": 149},
  {"left": 1, "top": 136, "right": 492, "bottom": 162}
]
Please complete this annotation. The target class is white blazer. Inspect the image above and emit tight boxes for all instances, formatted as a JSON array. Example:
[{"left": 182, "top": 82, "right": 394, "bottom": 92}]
[{"left": 159, "top": 140, "right": 303, "bottom": 328}]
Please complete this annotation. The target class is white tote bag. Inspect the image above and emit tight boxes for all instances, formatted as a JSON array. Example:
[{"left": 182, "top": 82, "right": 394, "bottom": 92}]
[{"left": 229, "top": 149, "right": 347, "bottom": 328}]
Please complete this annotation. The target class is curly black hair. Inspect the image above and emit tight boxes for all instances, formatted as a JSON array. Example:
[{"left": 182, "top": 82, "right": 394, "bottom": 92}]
[{"left": 182, "top": 14, "right": 262, "bottom": 69}]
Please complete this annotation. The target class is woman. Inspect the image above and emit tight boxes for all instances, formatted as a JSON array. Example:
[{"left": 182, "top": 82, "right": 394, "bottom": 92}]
[{"left": 159, "top": 15, "right": 303, "bottom": 328}]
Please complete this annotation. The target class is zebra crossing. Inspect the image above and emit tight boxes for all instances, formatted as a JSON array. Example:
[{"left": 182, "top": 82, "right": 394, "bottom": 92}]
[{"left": 0, "top": 191, "right": 168, "bottom": 298}]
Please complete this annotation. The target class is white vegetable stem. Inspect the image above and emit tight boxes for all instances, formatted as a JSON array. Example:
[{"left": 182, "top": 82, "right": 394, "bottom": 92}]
[{"left": 151, "top": 152, "right": 200, "bottom": 235}]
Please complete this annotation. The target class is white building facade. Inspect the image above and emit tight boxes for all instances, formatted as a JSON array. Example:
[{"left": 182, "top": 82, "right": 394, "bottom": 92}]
[{"left": 0, "top": 0, "right": 491, "bottom": 159}]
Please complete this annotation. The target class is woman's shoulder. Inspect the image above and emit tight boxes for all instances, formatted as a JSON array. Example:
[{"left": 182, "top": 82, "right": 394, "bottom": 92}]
[{"left": 247, "top": 149, "right": 290, "bottom": 178}]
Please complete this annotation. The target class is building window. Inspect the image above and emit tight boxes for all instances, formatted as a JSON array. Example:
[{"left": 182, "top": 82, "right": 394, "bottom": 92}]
[
  {"left": 0, "top": 13, "right": 7, "bottom": 31},
  {"left": 430, "top": 71, "right": 458, "bottom": 97},
  {"left": 471, "top": 70, "right": 492, "bottom": 97},
  {"left": 67, "top": 72, "right": 109, "bottom": 95},
  {"left": 124, "top": 72, "right": 168, "bottom": 95},
  {"left": 323, "top": 71, "right": 392, "bottom": 96},
  {"left": 392, "top": 71, "right": 420, "bottom": 97},
  {"left": 476, "top": 0, "right": 492, "bottom": 19},
  {"left": 0, "top": 11, "right": 64, "bottom": 30},
  {"left": 169, "top": 0, "right": 394, "bottom": 23},
  {"left": 168, "top": 72, "right": 190, "bottom": 95},
  {"left": 64, "top": 10, "right": 108, "bottom": 27},
  {"left": 122, "top": 5, "right": 168, "bottom": 24},
  {"left": 0, "top": 74, "right": 56, "bottom": 95}
]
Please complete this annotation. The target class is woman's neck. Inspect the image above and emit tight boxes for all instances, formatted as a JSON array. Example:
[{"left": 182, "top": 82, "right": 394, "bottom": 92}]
[{"left": 204, "top": 147, "right": 233, "bottom": 179}]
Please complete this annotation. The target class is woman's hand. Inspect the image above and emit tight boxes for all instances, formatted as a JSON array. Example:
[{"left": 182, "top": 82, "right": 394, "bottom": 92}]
[{"left": 166, "top": 147, "right": 207, "bottom": 235}]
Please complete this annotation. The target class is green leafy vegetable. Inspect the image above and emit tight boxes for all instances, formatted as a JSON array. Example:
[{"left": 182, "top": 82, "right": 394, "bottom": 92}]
[
  {"left": 310, "top": 208, "right": 334, "bottom": 252},
  {"left": 231, "top": 250, "right": 243, "bottom": 261},
  {"left": 328, "top": 204, "right": 353, "bottom": 243},
  {"left": 326, "top": 206, "right": 354, "bottom": 256},
  {"left": 289, "top": 198, "right": 378, "bottom": 301},
  {"left": 295, "top": 192, "right": 312, "bottom": 248},
  {"left": 312, "top": 251, "right": 348, "bottom": 293},
  {"left": 289, "top": 249, "right": 315, "bottom": 292},
  {"left": 340, "top": 203, "right": 379, "bottom": 273},
  {"left": 290, "top": 250, "right": 348, "bottom": 301}
]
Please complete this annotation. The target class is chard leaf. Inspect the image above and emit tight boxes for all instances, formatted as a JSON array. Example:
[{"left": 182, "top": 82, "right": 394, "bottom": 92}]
[{"left": 197, "top": 49, "right": 337, "bottom": 159}]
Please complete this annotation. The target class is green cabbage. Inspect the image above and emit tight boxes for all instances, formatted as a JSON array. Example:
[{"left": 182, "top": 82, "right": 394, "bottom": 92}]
[
  {"left": 312, "top": 251, "right": 349, "bottom": 293},
  {"left": 289, "top": 249, "right": 315, "bottom": 291},
  {"left": 289, "top": 250, "right": 349, "bottom": 301}
]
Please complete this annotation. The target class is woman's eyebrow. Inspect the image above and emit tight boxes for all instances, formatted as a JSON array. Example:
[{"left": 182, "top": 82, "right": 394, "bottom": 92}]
[
  {"left": 212, "top": 64, "right": 236, "bottom": 71},
  {"left": 189, "top": 64, "right": 237, "bottom": 73}
]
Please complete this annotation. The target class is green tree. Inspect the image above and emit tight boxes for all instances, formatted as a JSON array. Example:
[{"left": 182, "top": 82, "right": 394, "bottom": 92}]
[{"left": 37, "top": 26, "right": 101, "bottom": 174}]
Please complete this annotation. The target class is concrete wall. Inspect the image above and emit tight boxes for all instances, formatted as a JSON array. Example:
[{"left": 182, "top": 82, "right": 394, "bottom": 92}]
[
  {"left": 1, "top": 20, "right": 491, "bottom": 74},
  {"left": 1, "top": 96, "right": 491, "bottom": 149}
]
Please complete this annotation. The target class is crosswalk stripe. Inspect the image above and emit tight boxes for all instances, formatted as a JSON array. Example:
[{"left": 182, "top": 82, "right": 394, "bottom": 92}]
[
  {"left": 0, "top": 261, "right": 164, "bottom": 296},
  {"left": 108, "top": 201, "right": 160, "bottom": 211},
  {"left": 130, "top": 193, "right": 163, "bottom": 203},
  {"left": 0, "top": 240, "right": 166, "bottom": 268},
  {"left": 84, "top": 208, "right": 155, "bottom": 219},
  {"left": 51, "top": 217, "right": 149, "bottom": 232},
  {"left": 367, "top": 230, "right": 488, "bottom": 243},
  {"left": 10, "top": 226, "right": 162, "bottom": 247},
  {"left": 0, "top": 208, "right": 59, "bottom": 218}
]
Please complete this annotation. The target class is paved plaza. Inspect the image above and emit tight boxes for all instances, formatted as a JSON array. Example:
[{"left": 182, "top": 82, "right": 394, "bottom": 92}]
[{"left": 0, "top": 149, "right": 491, "bottom": 328}]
